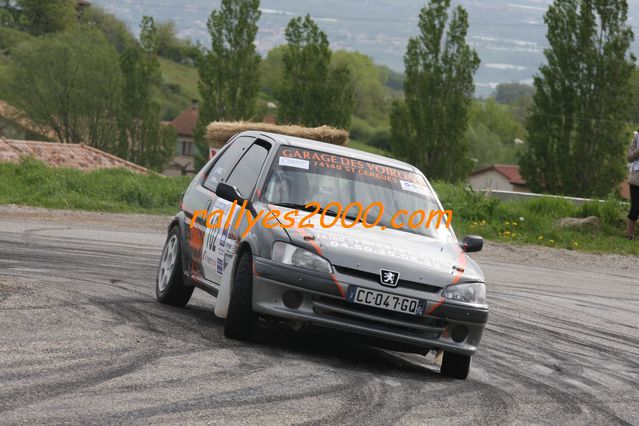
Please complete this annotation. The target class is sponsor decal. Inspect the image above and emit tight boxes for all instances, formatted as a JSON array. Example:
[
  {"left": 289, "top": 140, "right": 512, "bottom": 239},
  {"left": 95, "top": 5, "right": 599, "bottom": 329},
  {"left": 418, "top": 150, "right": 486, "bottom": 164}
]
[
  {"left": 400, "top": 180, "right": 429, "bottom": 196},
  {"left": 202, "top": 198, "right": 238, "bottom": 280},
  {"left": 278, "top": 156, "right": 310, "bottom": 170}
]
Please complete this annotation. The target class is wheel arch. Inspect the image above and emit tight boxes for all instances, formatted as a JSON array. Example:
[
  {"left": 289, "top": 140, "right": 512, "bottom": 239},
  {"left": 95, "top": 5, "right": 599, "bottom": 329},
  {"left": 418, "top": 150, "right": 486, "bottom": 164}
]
[{"left": 167, "top": 212, "right": 193, "bottom": 286}]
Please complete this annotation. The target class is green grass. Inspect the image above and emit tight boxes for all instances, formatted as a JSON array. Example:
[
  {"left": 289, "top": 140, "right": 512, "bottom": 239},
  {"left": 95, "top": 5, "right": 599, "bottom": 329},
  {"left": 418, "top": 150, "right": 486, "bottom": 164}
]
[
  {"left": 433, "top": 182, "right": 638, "bottom": 256},
  {"left": 1, "top": 158, "right": 635, "bottom": 255},
  {"left": 0, "top": 158, "right": 189, "bottom": 215},
  {"left": 347, "top": 139, "right": 391, "bottom": 156}
]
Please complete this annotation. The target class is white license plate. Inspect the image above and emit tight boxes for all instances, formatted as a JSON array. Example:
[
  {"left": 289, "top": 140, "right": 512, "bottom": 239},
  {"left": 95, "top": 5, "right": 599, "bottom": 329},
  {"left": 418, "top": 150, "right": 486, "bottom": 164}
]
[{"left": 346, "top": 286, "right": 426, "bottom": 316}]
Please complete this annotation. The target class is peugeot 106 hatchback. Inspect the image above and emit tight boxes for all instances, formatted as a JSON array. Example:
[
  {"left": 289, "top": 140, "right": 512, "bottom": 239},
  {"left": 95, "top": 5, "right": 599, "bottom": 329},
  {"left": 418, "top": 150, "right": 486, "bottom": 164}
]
[{"left": 156, "top": 131, "right": 488, "bottom": 379}]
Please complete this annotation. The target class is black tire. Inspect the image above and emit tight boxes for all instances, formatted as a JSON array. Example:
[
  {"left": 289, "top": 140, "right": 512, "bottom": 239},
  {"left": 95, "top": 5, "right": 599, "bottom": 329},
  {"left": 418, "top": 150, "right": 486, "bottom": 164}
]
[
  {"left": 224, "top": 251, "right": 256, "bottom": 341},
  {"left": 156, "top": 226, "right": 193, "bottom": 307},
  {"left": 440, "top": 351, "right": 471, "bottom": 379}
]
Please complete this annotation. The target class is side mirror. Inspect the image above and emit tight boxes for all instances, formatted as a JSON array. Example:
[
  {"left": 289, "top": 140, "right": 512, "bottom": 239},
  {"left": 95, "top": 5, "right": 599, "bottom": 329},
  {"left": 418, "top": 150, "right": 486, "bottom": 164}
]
[
  {"left": 215, "top": 182, "right": 257, "bottom": 217},
  {"left": 216, "top": 182, "right": 245, "bottom": 204},
  {"left": 461, "top": 235, "right": 483, "bottom": 253}
]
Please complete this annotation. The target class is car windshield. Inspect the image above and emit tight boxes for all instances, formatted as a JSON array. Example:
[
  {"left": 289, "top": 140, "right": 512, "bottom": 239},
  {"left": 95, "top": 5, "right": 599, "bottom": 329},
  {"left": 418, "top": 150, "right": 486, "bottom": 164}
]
[{"left": 261, "top": 146, "right": 454, "bottom": 241}]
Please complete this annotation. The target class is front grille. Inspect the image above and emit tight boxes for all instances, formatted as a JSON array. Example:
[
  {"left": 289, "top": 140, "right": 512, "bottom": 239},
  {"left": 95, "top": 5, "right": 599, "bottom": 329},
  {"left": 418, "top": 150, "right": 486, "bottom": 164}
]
[
  {"left": 334, "top": 266, "right": 441, "bottom": 293},
  {"left": 313, "top": 296, "right": 445, "bottom": 339}
]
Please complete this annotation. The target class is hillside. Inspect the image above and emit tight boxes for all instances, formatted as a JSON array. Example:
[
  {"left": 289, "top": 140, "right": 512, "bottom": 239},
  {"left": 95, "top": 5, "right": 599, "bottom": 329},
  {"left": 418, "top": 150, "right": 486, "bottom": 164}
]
[{"left": 157, "top": 58, "right": 199, "bottom": 120}]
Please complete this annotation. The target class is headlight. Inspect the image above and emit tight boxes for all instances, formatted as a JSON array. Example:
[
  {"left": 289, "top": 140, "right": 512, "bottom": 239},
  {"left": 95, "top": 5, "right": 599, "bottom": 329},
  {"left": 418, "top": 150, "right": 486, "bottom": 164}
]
[
  {"left": 442, "top": 282, "right": 486, "bottom": 304},
  {"left": 272, "top": 242, "right": 332, "bottom": 273}
]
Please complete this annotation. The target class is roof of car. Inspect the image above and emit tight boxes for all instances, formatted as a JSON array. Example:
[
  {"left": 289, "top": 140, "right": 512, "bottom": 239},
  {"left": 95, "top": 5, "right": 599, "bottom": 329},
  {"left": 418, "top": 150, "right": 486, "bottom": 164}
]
[{"left": 240, "top": 131, "right": 418, "bottom": 173}]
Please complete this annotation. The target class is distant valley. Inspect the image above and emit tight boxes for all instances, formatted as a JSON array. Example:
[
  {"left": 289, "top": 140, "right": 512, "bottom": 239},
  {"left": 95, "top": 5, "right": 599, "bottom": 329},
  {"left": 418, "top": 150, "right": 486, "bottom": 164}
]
[{"left": 91, "top": 0, "right": 639, "bottom": 96}]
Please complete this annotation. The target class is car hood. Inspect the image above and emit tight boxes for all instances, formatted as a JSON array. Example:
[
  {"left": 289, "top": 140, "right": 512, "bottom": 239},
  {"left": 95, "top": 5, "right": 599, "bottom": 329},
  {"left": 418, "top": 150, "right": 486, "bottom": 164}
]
[{"left": 273, "top": 207, "right": 484, "bottom": 288}]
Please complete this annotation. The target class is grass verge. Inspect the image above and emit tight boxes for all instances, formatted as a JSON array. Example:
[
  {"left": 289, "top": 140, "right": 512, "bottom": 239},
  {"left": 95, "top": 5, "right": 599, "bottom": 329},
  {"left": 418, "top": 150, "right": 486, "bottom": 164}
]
[
  {"left": 0, "top": 158, "right": 189, "bottom": 215},
  {"left": 434, "top": 182, "right": 637, "bottom": 255}
]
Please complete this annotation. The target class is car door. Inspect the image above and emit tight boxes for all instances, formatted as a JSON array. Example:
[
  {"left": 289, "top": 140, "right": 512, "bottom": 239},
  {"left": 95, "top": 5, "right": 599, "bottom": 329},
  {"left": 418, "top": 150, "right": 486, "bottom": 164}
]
[
  {"left": 183, "top": 136, "right": 255, "bottom": 283},
  {"left": 201, "top": 140, "right": 271, "bottom": 284}
]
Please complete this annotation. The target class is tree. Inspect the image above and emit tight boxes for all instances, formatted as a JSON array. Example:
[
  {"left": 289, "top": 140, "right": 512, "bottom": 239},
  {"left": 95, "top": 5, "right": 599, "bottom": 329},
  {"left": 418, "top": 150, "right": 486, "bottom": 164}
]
[
  {"left": 194, "top": 0, "right": 261, "bottom": 169},
  {"left": 277, "top": 15, "right": 354, "bottom": 129},
  {"left": 118, "top": 16, "right": 176, "bottom": 171},
  {"left": 521, "top": 0, "right": 635, "bottom": 197},
  {"left": 0, "top": 1, "right": 22, "bottom": 28},
  {"left": 17, "top": 0, "right": 76, "bottom": 35},
  {"left": 331, "top": 50, "right": 390, "bottom": 123},
  {"left": 259, "top": 45, "right": 287, "bottom": 97},
  {"left": 494, "top": 83, "right": 535, "bottom": 105},
  {"left": 466, "top": 99, "right": 527, "bottom": 166},
  {"left": 627, "top": 67, "right": 639, "bottom": 126},
  {"left": 79, "top": 5, "right": 136, "bottom": 52},
  {"left": 0, "top": 29, "right": 122, "bottom": 151},
  {"left": 390, "top": 0, "right": 479, "bottom": 181},
  {"left": 156, "top": 20, "right": 197, "bottom": 63}
]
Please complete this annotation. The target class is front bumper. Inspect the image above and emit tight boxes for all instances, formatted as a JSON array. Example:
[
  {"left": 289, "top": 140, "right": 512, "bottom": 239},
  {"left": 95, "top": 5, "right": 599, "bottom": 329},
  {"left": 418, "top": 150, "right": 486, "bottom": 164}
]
[{"left": 253, "top": 257, "right": 488, "bottom": 356}]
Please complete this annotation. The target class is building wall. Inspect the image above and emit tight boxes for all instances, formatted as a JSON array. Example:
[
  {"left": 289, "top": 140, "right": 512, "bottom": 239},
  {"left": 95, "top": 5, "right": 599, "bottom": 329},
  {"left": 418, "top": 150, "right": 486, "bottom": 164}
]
[{"left": 468, "top": 170, "right": 514, "bottom": 192}]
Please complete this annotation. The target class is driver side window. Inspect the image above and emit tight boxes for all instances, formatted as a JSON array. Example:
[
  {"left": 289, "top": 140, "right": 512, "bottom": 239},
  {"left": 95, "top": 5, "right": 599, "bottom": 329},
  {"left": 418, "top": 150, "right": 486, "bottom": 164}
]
[{"left": 203, "top": 136, "right": 254, "bottom": 191}]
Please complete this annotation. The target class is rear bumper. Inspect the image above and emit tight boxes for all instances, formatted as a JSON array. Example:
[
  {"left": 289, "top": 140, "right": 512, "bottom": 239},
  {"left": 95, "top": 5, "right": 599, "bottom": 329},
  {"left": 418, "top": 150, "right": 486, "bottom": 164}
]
[{"left": 253, "top": 257, "right": 488, "bottom": 356}]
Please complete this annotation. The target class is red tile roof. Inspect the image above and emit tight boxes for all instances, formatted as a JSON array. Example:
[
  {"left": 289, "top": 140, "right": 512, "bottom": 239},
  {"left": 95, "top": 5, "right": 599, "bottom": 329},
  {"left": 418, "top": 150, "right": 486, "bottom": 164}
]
[
  {"left": 0, "top": 138, "right": 148, "bottom": 174},
  {"left": 471, "top": 164, "right": 527, "bottom": 186},
  {"left": 170, "top": 105, "right": 198, "bottom": 137}
]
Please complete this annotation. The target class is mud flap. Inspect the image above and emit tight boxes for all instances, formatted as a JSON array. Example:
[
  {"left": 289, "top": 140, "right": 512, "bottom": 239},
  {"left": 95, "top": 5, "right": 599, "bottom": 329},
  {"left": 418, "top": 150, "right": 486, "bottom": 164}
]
[{"left": 214, "top": 252, "right": 236, "bottom": 318}]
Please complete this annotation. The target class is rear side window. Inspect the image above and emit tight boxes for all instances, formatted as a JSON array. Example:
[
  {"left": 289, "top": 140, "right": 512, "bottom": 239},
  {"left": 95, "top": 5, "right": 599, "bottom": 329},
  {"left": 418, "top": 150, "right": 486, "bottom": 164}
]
[
  {"left": 203, "top": 136, "right": 254, "bottom": 191},
  {"left": 226, "top": 144, "right": 269, "bottom": 197}
]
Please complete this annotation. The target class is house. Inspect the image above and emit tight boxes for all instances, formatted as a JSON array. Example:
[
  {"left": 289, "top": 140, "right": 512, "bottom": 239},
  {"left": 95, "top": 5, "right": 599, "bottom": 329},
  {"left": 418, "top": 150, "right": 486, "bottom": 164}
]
[
  {"left": 164, "top": 101, "right": 199, "bottom": 176},
  {"left": 164, "top": 102, "right": 281, "bottom": 176},
  {"left": 468, "top": 164, "right": 529, "bottom": 193},
  {"left": 469, "top": 164, "right": 631, "bottom": 200},
  {"left": 0, "top": 138, "right": 148, "bottom": 173}
]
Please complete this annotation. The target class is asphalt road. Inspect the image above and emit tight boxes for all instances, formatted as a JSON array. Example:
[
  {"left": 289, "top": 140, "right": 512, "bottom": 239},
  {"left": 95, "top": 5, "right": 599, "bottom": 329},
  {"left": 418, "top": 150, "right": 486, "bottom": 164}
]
[{"left": 0, "top": 207, "right": 638, "bottom": 424}]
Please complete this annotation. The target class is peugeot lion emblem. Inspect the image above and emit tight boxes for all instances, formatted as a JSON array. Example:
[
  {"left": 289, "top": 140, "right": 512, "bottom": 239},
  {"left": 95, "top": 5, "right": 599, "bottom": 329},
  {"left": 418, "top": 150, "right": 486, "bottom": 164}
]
[{"left": 379, "top": 269, "right": 400, "bottom": 287}]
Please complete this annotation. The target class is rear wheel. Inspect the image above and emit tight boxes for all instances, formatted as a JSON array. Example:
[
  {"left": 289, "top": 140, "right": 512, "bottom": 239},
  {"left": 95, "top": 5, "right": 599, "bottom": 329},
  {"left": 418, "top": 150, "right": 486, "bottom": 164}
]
[
  {"left": 224, "top": 251, "right": 256, "bottom": 341},
  {"left": 156, "top": 226, "right": 193, "bottom": 307},
  {"left": 440, "top": 351, "right": 471, "bottom": 379}
]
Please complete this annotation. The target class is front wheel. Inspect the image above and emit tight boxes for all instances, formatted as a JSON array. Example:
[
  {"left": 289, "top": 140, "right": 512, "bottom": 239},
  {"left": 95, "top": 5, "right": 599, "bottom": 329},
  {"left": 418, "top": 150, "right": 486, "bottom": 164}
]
[
  {"left": 440, "top": 351, "right": 471, "bottom": 379},
  {"left": 156, "top": 226, "right": 193, "bottom": 307},
  {"left": 224, "top": 251, "right": 256, "bottom": 341}
]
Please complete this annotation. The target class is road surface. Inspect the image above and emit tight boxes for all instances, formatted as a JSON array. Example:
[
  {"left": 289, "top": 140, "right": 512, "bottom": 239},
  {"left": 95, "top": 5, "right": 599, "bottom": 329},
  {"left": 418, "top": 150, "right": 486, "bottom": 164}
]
[{"left": 0, "top": 206, "right": 637, "bottom": 424}]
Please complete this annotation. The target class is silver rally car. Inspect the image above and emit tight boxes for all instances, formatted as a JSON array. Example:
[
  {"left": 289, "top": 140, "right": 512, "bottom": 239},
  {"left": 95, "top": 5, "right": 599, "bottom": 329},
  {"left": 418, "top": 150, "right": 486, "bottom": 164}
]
[{"left": 156, "top": 131, "right": 488, "bottom": 379}]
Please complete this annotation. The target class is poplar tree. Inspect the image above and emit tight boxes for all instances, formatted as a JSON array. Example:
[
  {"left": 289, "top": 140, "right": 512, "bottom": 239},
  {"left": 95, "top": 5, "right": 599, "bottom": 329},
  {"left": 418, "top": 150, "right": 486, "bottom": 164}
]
[
  {"left": 521, "top": 0, "right": 635, "bottom": 197},
  {"left": 194, "top": 0, "right": 261, "bottom": 169},
  {"left": 277, "top": 15, "right": 354, "bottom": 129},
  {"left": 118, "top": 16, "right": 176, "bottom": 171},
  {"left": 390, "top": 0, "right": 479, "bottom": 181}
]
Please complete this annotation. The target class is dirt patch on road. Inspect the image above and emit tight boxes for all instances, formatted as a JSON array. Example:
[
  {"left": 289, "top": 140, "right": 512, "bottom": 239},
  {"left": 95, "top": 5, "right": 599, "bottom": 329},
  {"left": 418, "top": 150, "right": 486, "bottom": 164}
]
[
  {"left": 475, "top": 240, "right": 639, "bottom": 274},
  {"left": 0, "top": 205, "right": 171, "bottom": 233}
]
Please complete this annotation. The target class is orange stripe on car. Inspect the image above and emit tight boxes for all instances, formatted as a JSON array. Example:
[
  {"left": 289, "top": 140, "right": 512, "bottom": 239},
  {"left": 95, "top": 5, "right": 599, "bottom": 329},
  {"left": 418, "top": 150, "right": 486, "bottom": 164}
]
[
  {"left": 426, "top": 297, "right": 445, "bottom": 315},
  {"left": 451, "top": 250, "right": 467, "bottom": 285},
  {"left": 291, "top": 227, "right": 345, "bottom": 299},
  {"left": 427, "top": 250, "right": 468, "bottom": 315}
]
